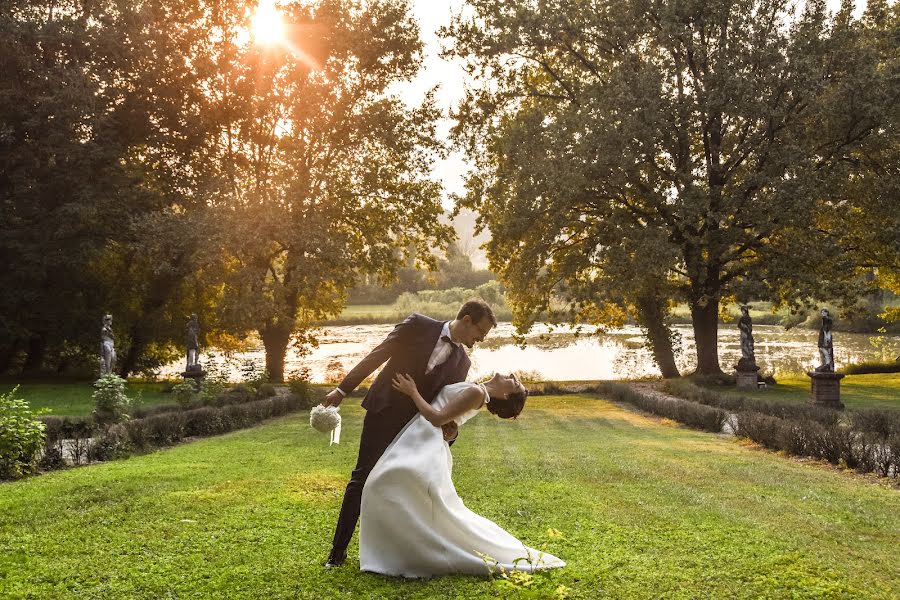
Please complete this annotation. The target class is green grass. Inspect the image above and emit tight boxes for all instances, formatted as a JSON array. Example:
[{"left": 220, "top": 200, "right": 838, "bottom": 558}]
[
  {"left": 694, "top": 373, "right": 900, "bottom": 411},
  {"left": 1, "top": 395, "right": 898, "bottom": 598},
  {"left": 5, "top": 382, "right": 173, "bottom": 417}
]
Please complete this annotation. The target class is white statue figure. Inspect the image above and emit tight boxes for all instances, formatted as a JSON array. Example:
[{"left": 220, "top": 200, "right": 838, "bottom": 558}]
[
  {"left": 100, "top": 314, "right": 116, "bottom": 376},
  {"left": 738, "top": 305, "right": 756, "bottom": 368},
  {"left": 815, "top": 308, "right": 835, "bottom": 373},
  {"left": 186, "top": 313, "right": 200, "bottom": 371}
]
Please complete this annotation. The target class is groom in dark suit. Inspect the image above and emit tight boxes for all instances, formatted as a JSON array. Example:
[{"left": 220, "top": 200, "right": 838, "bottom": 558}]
[{"left": 322, "top": 299, "right": 497, "bottom": 568}]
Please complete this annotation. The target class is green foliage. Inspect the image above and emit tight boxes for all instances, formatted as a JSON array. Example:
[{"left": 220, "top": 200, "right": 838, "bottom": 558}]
[
  {"left": 596, "top": 382, "right": 728, "bottom": 433},
  {"left": 287, "top": 368, "right": 317, "bottom": 410},
  {"left": 198, "top": 356, "right": 231, "bottom": 405},
  {"left": 393, "top": 280, "right": 511, "bottom": 321},
  {"left": 170, "top": 382, "right": 197, "bottom": 409},
  {"left": 446, "top": 0, "right": 900, "bottom": 375},
  {"left": 844, "top": 361, "right": 900, "bottom": 375},
  {"left": 238, "top": 358, "right": 268, "bottom": 394},
  {"left": 660, "top": 378, "right": 900, "bottom": 476},
  {"left": 91, "top": 375, "right": 132, "bottom": 428},
  {"left": 0, "top": 386, "right": 46, "bottom": 479}
]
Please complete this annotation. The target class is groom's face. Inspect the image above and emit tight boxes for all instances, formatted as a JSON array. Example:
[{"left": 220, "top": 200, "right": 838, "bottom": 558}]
[{"left": 459, "top": 315, "right": 494, "bottom": 348}]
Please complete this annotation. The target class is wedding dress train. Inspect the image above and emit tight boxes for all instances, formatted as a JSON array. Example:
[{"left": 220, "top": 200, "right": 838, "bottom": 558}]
[{"left": 359, "top": 382, "right": 566, "bottom": 577}]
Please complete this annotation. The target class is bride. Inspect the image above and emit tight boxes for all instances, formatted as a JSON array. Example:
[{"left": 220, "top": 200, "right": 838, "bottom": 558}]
[{"left": 359, "top": 372, "right": 566, "bottom": 577}]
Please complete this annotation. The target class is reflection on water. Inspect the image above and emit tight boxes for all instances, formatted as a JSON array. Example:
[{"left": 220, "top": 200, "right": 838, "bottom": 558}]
[{"left": 159, "top": 322, "right": 897, "bottom": 382}]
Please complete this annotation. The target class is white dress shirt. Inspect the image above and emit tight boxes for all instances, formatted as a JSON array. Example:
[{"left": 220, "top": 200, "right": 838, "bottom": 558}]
[{"left": 426, "top": 321, "right": 460, "bottom": 374}]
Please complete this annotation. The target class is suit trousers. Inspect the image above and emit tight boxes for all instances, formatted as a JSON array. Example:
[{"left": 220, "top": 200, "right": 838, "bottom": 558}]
[{"left": 331, "top": 407, "right": 416, "bottom": 553}]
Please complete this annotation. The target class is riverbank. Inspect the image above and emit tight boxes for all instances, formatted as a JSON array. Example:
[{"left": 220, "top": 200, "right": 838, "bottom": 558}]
[{"left": 326, "top": 301, "right": 899, "bottom": 333}]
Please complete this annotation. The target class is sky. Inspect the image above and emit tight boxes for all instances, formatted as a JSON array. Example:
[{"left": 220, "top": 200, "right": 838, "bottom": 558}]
[{"left": 399, "top": 0, "right": 470, "bottom": 211}]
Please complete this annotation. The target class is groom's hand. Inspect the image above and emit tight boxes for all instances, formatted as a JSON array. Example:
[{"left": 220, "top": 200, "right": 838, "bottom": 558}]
[
  {"left": 441, "top": 421, "right": 458, "bottom": 443},
  {"left": 323, "top": 389, "right": 344, "bottom": 408}
]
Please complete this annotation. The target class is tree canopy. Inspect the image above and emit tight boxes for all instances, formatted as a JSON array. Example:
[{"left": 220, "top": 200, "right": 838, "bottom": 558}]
[
  {"left": 0, "top": 0, "right": 450, "bottom": 380},
  {"left": 446, "top": 0, "right": 900, "bottom": 375}
]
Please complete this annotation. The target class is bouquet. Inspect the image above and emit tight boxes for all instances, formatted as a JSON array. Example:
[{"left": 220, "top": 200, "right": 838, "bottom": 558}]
[{"left": 309, "top": 404, "right": 341, "bottom": 445}]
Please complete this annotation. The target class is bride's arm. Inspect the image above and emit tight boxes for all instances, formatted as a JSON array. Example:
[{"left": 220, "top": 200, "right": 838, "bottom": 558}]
[{"left": 392, "top": 374, "right": 482, "bottom": 427}]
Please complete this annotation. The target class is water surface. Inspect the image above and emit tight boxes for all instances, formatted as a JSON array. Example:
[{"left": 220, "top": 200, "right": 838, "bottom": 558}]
[{"left": 160, "top": 323, "right": 897, "bottom": 382}]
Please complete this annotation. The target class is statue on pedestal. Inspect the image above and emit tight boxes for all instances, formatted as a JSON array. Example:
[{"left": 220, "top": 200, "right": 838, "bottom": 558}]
[
  {"left": 186, "top": 314, "right": 200, "bottom": 372},
  {"left": 737, "top": 306, "right": 756, "bottom": 370},
  {"left": 807, "top": 308, "right": 843, "bottom": 408},
  {"left": 815, "top": 308, "right": 835, "bottom": 373},
  {"left": 182, "top": 313, "right": 205, "bottom": 387},
  {"left": 100, "top": 314, "right": 116, "bottom": 376}
]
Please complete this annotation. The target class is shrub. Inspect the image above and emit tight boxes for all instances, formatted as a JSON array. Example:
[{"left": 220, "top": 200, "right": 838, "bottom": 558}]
[
  {"left": 0, "top": 386, "right": 47, "bottom": 479},
  {"left": 92, "top": 374, "right": 132, "bottom": 427},
  {"left": 257, "top": 383, "right": 276, "bottom": 398},
  {"left": 171, "top": 382, "right": 197, "bottom": 409},
  {"left": 21, "top": 385, "right": 315, "bottom": 478},
  {"left": 287, "top": 373, "right": 317, "bottom": 409},
  {"left": 844, "top": 360, "right": 900, "bottom": 375},
  {"left": 596, "top": 382, "right": 727, "bottom": 433},
  {"left": 88, "top": 424, "right": 132, "bottom": 461}
]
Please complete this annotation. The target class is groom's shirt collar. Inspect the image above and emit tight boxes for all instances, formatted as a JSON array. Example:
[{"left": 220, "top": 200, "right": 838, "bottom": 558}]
[
  {"left": 441, "top": 321, "right": 460, "bottom": 347},
  {"left": 427, "top": 321, "right": 460, "bottom": 374}
]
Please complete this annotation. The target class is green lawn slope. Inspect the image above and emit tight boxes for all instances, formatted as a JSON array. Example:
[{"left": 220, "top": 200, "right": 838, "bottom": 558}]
[{"left": 1, "top": 395, "right": 897, "bottom": 598}]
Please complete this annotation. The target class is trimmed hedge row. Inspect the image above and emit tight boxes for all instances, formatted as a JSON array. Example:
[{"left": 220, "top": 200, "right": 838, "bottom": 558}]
[
  {"left": 662, "top": 379, "right": 900, "bottom": 435},
  {"left": 595, "top": 382, "right": 728, "bottom": 433},
  {"left": 626, "top": 381, "right": 899, "bottom": 478},
  {"left": 735, "top": 410, "right": 900, "bottom": 477},
  {"left": 37, "top": 385, "right": 321, "bottom": 472},
  {"left": 90, "top": 394, "right": 310, "bottom": 461},
  {"left": 843, "top": 360, "right": 900, "bottom": 375}
]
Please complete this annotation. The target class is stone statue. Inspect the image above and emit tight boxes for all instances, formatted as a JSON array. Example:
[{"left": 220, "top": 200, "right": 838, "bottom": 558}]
[
  {"left": 186, "top": 314, "right": 200, "bottom": 371},
  {"left": 815, "top": 308, "right": 835, "bottom": 373},
  {"left": 100, "top": 314, "right": 116, "bottom": 376},
  {"left": 737, "top": 305, "right": 756, "bottom": 369}
]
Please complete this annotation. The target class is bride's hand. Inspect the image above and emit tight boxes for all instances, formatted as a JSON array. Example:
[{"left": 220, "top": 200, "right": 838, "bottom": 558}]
[{"left": 391, "top": 373, "right": 419, "bottom": 397}]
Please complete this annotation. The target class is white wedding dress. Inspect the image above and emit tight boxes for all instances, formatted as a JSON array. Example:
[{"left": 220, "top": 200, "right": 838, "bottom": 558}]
[{"left": 359, "top": 382, "right": 566, "bottom": 577}]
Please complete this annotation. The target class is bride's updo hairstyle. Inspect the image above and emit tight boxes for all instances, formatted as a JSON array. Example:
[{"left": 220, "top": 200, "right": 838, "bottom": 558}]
[{"left": 486, "top": 388, "right": 528, "bottom": 419}]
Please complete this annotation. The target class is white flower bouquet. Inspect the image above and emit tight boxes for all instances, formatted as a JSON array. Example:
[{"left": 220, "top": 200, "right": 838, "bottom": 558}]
[{"left": 309, "top": 404, "right": 341, "bottom": 445}]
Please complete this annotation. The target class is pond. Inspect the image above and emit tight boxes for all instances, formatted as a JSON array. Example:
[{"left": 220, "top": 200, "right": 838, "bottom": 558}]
[{"left": 159, "top": 322, "right": 899, "bottom": 383}]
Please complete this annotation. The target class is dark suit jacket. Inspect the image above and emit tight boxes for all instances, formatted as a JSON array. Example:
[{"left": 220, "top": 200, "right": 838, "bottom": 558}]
[{"left": 337, "top": 314, "right": 470, "bottom": 420}]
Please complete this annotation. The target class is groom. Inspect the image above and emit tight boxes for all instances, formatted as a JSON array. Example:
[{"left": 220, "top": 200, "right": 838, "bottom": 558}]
[{"left": 322, "top": 299, "right": 497, "bottom": 567}]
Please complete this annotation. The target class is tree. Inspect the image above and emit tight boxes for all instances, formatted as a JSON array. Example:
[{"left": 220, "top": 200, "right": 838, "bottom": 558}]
[
  {"left": 207, "top": 0, "right": 451, "bottom": 381},
  {"left": 446, "top": 0, "right": 898, "bottom": 375},
  {"left": 0, "top": 0, "right": 144, "bottom": 374},
  {"left": 0, "top": 0, "right": 226, "bottom": 376}
]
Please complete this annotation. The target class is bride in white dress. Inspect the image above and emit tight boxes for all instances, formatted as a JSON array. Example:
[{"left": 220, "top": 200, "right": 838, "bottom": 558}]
[{"left": 359, "top": 372, "right": 566, "bottom": 578}]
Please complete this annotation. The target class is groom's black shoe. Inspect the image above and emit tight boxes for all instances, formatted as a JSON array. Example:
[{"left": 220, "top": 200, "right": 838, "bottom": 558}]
[{"left": 324, "top": 547, "right": 347, "bottom": 568}]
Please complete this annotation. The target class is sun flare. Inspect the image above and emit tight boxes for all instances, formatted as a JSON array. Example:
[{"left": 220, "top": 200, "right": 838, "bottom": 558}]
[{"left": 251, "top": 0, "right": 286, "bottom": 45}]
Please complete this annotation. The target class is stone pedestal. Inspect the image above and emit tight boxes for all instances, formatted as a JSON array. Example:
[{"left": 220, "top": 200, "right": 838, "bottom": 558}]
[
  {"left": 182, "top": 365, "right": 206, "bottom": 391},
  {"left": 735, "top": 368, "right": 760, "bottom": 389},
  {"left": 806, "top": 371, "right": 845, "bottom": 409},
  {"left": 734, "top": 362, "right": 760, "bottom": 389}
]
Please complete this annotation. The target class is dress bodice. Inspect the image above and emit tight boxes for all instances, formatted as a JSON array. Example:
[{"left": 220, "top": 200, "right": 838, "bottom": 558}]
[{"left": 432, "top": 382, "right": 486, "bottom": 427}]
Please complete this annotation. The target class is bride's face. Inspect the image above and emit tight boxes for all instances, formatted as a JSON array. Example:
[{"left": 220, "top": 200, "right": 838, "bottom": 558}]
[{"left": 490, "top": 373, "right": 525, "bottom": 397}]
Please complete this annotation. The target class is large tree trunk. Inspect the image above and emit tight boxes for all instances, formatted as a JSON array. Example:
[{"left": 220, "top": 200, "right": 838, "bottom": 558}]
[
  {"left": 260, "top": 323, "right": 291, "bottom": 383},
  {"left": 118, "top": 323, "right": 145, "bottom": 378},
  {"left": 0, "top": 339, "right": 22, "bottom": 375},
  {"left": 689, "top": 296, "right": 723, "bottom": 375},
  {"left": 635, "top": 294, "right": 680, "bottom": 378},
  {"left": 21, "top": 333, "right": 46, "bottom": 374}
]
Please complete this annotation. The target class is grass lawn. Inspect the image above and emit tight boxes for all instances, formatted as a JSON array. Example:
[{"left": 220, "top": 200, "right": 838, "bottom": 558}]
[
  {"left": 4, "top": 382, "right": 173, "bottom": 417},
  {"left": 695, "top": 373, "right": 900, "bottom": 411},
  {"left": 1, "top": 394, "right": 898, "bottom": 599}
]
